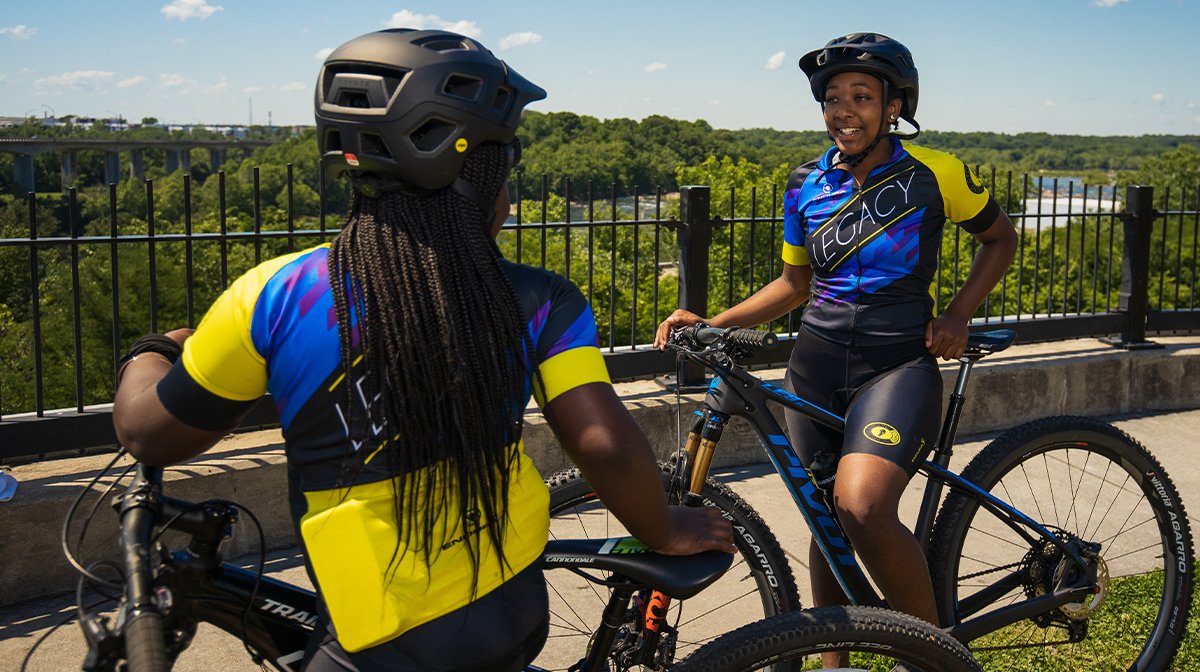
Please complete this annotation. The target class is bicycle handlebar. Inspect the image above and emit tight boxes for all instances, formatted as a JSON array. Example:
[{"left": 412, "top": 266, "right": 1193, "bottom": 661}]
[
  {"left": 671, "top": 324, "right": 778, "bottom": 352},
  {"left": 117, "top": 464, "right": 168, "bottom": 672}
]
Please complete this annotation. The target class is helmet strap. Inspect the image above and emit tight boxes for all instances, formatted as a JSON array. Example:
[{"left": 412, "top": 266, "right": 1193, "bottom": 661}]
[{"left": 451, "top": 176, "right": 498, "bottom": 220}]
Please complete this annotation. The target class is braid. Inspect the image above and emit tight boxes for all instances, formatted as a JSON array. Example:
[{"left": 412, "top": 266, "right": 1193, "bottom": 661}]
[{"left": 328, "top": 143, "right": 528, "bottom": 590}]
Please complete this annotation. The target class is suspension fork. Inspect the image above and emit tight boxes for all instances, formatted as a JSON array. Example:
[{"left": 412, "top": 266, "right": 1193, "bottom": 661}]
[
  {"left": 632, "top": 410, "right": 730, "bottom": 665},
  {"left": 685, "top": 411, "right": 728, "bottom": 506}
]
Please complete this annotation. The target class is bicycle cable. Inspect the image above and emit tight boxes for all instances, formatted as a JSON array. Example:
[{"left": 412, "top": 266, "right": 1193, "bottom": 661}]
[{"left": 62, "top": 450, "right": 132, "bottom": 589}]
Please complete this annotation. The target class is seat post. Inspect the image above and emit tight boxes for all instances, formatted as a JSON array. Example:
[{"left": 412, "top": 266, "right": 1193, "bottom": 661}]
[
  {"left": 933, "top": 355, "right": 977, "bottom": 461},
  {"left": 915, "top": 355, "right": 976, "bottom": 551}
]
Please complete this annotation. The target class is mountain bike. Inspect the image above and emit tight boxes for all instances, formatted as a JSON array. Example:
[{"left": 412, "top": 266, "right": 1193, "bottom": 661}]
[
  {"left": 547, "top": 324, "right": 1194, "bottom": 671},
  {"left": 67, "top": 458, "right": 980, "bottom": 672}
]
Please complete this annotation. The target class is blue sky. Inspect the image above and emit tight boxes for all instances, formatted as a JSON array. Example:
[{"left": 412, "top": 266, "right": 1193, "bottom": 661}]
[{"left": 1, "top": 0, "right": 1197, "bottom": 135}]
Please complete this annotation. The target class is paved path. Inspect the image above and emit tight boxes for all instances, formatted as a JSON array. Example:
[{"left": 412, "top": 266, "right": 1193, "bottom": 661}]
[{"left": 3, "top": 409, "right": 1197, "bottom": 671}]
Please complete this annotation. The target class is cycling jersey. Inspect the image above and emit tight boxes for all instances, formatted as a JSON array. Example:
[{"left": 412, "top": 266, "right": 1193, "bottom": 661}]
[
  {"left": 156, "top": 244, "right": 610, "bottom": 652},
  {"left": 782, "top": 139, "right": 1000, "bottom": 345}
]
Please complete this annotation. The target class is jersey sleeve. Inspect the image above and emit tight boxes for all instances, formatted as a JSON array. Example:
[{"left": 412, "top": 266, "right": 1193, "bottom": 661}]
[
  {"left": 156, "top": 254, "right": 295, "bottom": 430},
  {"left": 529, "top": 276, "right": 610, "bottom": 407},
  {"left": 781, "top": 163, "right": 815, "bottom": 267},
  {"left": 909, "top": 145, "right": 1000, "bottom": 234}
]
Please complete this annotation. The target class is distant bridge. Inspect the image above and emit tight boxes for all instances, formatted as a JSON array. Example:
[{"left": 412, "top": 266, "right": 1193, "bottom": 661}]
[{"left": 0, "top": 137, "right": 274, "bottom": 193}]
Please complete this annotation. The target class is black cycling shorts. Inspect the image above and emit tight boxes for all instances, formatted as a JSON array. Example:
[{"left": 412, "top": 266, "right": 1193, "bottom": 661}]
[
  {"left": 303, "top": 560, "right": 549, "bottom": 672},
  {"left": 783, "top": 325, "right": 942, "bottom": 479}
]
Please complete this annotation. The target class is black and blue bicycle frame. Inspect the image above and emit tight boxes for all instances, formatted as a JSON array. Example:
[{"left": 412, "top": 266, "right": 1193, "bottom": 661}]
[{"left": 683, "top": 350, "right": 1097, "bottom": 642}]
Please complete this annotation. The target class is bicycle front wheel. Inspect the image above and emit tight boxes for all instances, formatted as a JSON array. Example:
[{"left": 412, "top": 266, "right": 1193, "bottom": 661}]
[
  {"left": 928, "top": 416, "right": 1194, "bottom": 671},
  {"left": 674, "top": 606, "right": 982, "bottom": 672},
  {"left": 535, "top": 462, "right": 801, "bottom": 671}
]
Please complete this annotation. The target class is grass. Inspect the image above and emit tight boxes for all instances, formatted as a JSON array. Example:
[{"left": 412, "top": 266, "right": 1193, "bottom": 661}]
[
  {"left": 807, "top": 571, "right": 1198, "bottom": 671},
  {"left": 967, "top": 570, "right": 1197, "bottom": 671}
]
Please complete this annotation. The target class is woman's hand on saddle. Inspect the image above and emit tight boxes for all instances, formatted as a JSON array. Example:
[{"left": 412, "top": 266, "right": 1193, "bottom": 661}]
[
  {"left": 651, "top": 505, "right": 737, "bottom": 556},
  {"left": 925, "top": 314, "right": 969, "bottom": 361},
  {"left": 654, "top": 309, "right": 707, "bottom": 350}
]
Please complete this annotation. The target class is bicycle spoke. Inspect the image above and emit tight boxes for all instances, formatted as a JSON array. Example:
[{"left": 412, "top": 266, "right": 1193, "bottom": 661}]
[
  {"left": 1080, "top": 457, "right": 1113, "bottom": 538},
  {"left": 1098, "top": 515, "right": 1156, "bottom": 551},
  {"left": 545, "top": 580, "right": 593, "bottom": 634},
  {"left": 1018, "top": 460, "right": 1051, "bottom": 526},
  {"left": 1065, "top": 448, "right": 1089, "bottom": 532},
  {"left": 1081, "top": 473, "right": 1137, "bottom": 542},
  {"left": 967, "top": 524, "right": 1032, "bottom": 552}
]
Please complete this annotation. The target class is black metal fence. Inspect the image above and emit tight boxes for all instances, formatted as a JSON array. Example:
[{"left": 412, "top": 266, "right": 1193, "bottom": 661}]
[{"left": 1, "top": 167, "right": 1196, "bottom": 463}]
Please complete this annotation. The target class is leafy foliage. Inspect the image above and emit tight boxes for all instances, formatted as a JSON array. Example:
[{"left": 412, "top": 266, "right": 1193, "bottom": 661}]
[{"left": 0, "top": 117, "right": 1197, "bottom": 415}]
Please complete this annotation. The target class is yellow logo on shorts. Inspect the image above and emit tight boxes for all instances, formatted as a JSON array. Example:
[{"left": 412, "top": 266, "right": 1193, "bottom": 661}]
[
  {"left": 864, "top": 422, "right": 901, "bottom": 446},
  {"left": 455, "top": 137, "right": 469, "bottom": 153}
]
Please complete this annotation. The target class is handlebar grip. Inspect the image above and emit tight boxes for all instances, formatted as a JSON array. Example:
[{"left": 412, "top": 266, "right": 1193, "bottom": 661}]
[
  {"left": 123, "top": 611, "right": 168, "bottom": 672},
  {"left": 726, "top": 328, "right": 778, "bottom": 349}
]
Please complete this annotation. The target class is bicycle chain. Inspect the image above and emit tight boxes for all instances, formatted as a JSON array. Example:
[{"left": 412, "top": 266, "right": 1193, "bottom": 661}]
[{"left": 957, "top": 559, "right": 1025, "bottom": 582}]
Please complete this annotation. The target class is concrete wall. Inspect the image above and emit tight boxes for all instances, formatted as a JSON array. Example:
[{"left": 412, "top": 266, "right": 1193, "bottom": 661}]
[{"left": 2, "top": 336, "right": 1197, "bottom": 607}]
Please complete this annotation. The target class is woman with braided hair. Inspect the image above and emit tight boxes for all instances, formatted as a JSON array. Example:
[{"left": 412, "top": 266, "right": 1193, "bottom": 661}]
[
  {"left": 112, "top": 29, "right": 734, "bottom": 671},
  {"left": 655, "top": 32, "right": 1016, "bottom": 669}
]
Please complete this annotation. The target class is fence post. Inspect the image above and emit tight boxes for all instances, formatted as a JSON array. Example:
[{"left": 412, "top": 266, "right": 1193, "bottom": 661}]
[
  {"left": 675, "top": 186, "right": 711, "bottom": 387},
  {"left": 1105, "top": 185, "right": 1161, "bottom": 349}
]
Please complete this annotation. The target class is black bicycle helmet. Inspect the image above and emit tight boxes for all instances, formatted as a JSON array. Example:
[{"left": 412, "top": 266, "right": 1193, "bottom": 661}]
[
  {"left": 315, "top": 28, "right": 546, "bottom": 191},
  {"left": 798, "top": 33, "right": 919, "bottom": 126}
]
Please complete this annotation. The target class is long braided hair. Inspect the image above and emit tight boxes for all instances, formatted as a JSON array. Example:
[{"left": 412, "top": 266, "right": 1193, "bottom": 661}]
[{"left": 328, "top": 142, "right": 527, "bottom": 586}]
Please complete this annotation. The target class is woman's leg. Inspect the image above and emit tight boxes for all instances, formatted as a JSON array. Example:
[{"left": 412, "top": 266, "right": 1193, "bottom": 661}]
[{"left": 832, "top": 453, "right": 938, "bottom": 624}]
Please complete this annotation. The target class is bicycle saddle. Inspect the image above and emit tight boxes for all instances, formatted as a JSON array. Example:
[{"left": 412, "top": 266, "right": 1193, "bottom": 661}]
[
  {"left": 966, "top": 329, "right": 1016, "bottom": 355},
  {"left": 543, "top": 538, "right": 734, "bottom": 600}
]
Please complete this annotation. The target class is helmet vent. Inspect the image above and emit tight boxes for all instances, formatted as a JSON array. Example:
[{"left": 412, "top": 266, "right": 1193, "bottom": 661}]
[
  {"left": 414, "top": 35, "right": 469, "bottom": 53},
  {"left": 322, "top": 67, "right": 407, "bottom": 107},
  {"left": 492, "top": 86, "right": 513, "bottom": 112},
  {"left": 410, "top": 119, "right": 456, "bottom": 152},
  {"left": 359, "top": 133, "right": 391, "bottom": 159},
  {"left": 324, "top": 129, "right": 342, "bottom": 152},
  {"left": 443, "top": 75, "right": 483, "bottom": 101}
]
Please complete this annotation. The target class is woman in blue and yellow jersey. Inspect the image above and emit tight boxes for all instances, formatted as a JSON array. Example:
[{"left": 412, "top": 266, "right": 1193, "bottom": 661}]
[
  {"left": 656, "top": 32, "right": 1017, "bottom": 667},
  {"left": 113, "top": 29, "right": 734, "bottom": 672}
]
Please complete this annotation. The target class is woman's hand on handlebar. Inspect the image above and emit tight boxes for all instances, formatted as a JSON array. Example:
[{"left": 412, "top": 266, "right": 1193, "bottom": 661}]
[
  {"left": 652, "top": 506, "right": 737, "bottom": 555},
  {"left": 654, "top": 309, "right": 707, "bottom": 350}
]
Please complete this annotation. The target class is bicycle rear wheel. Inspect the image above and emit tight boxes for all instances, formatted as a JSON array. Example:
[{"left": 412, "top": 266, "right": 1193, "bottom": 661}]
[
  {"left": 928, "top": 416, "right": 1193, "bottom": 671},
  {"left": 535, "top": 462, "right": 800, "bottom": 671},
  {"left": 674, "top": 606, "right": 982, "bottom": 672}
]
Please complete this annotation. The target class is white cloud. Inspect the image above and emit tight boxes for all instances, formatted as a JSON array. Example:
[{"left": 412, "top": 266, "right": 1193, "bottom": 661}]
[
  {"left": 171, "top": 37, "right": 192, "bottom": 46},
  {"left": 162, "top": 0, "right": 223, "bottom": 21},
  {"left": 160, "top": 73, "right": 188, "bottom": 88},
  {"left": 1152, "top": 92, "right": 1166, "bottom": 105},
  {"left": 242, "top": 85, "right": 263, "bottom": 94},
  {"left": 35, "top": 70, "right": 114, "bottom": 89},
  {"left": 1188, "top": 101, "right": 1197, "bottom": 109},
  {"left": 116, "top": 76, "right": 146, "bottom": 89},
  {"left": 1090, "top": 0, "right": 1128, "bottom": 6},
  {"left": 0, "top": 24, "right": 36, "bottom": 39},
  {"left": 1044, "top": 99, "right": 1057, "bottom": 107},
  {"left": 1194, "top": 114, "right": 1200, "bottom": 125},
  {"left": 765, "top": 51, "right": 786, "bottom": 70},
  {"left": 709, "top": 99, "right": 722, "bottom": 106},
  {"left": 644, "top": 62, "right": 667, "bottom": 73},
  {"left": 499, "top": 31, "right": 542, "bottom": 50},
  {"left": 315, "top": 47, "right": 334, "bottom": 61},
  {"left": 278, "top": 82, "right": 306, "bottom": 92},
  {"left": 383, "top": 10, "right": 481, "bottom": 38},
  {"left": 205, "top": 78, "right": 230, "bottom": 94}
]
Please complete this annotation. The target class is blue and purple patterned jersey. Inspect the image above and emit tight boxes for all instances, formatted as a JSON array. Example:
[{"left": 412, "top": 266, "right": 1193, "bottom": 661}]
[{"left": 782, "top": 138, "right": 999, "bottom": 345}]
